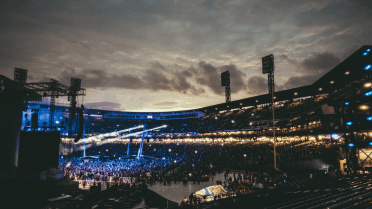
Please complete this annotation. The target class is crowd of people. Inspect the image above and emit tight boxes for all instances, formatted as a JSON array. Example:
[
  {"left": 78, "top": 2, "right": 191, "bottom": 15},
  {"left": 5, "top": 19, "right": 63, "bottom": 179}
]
[{"left": 59, "top": 140, "right": 342, "bottom": 198}]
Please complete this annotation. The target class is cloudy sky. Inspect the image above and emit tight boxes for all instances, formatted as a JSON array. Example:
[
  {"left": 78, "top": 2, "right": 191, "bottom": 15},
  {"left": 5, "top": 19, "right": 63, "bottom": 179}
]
[{"left": 1, "top": 0, "right": 371, "bottom": 112}]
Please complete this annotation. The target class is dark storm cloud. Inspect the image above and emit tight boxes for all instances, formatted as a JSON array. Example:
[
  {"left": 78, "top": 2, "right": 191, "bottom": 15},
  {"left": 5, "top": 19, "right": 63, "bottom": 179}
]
[
  {"left": 301, "top": 52, "right": 341, "bottom": 75},
  {"left": 196, "top": 62, "right": 247, "bottom": 95},
  {"left": 50, "top": 67, "right": 145, "bottom": 89},
  {"left": 280, "top": 75, "right": 320, "bottom": 90},
  {"left": 247, "top": 76, "right": 268, "bottom": 95},
  {"left": 83, "top": 102, "right": 122, "bottom": 111},
  {"left": 1, "top": 0, "right": 372, "bottom": 111},
  {"left": 278, "top": 51, "right": 341, "bottom": 90},
  {"left": 42, "top": 61, "right": 246, "bottom": 96},
  {"left": 196, "top": 61, "right": 225, "bottom": 95}
]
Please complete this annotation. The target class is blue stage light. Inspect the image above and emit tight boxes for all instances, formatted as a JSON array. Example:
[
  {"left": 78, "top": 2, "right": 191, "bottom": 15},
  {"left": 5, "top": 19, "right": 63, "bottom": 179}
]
[
  {"left": 365, "top": 91, "right": 372, "bottom": 96},
  {"left": 364, "top": 52, "right": 368, "bottom": 56},
  {"left": 365, "top": 65, "right": 371, "bottom": 70},
  {"left": 367, "top": 116, "right": 372, "bottom": 121},
  {"left": 367, "top": 49, "right": 371, "bottom": 52},
  {"left": 348, "top": 143, "right": 355, "bottom": 147},
  {"left": 346, "top": 121, "right": 353, "bottom": 126},
  {"left": 284, "top": 180, "right": 286, "bottom": 183},
  {"left": 344, "top": 102, "right": 350, "bottom": 105},
  {"left": 369, "top": 142, "right": 372, "bottom": 146}
]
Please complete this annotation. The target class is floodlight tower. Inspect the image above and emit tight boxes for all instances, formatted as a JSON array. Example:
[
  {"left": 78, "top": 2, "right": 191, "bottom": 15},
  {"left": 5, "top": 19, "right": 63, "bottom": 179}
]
[
  {"left": 262, "top": 54, "right": 276, "bottom": 169},
  {"left": 221, "top": 71, "right": 231, "bottom": 103},
  {"left": 14, "top": 68, "right": 28, "bottom": 84}
]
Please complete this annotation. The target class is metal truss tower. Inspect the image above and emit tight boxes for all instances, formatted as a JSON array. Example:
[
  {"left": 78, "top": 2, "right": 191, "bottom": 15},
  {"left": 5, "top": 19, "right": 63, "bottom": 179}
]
[
  {"left": 137, "top": 124, "right": 147, "bottom": 160},
  {"left": 18, "top": 69, "right": 86, "bottom": 132}
]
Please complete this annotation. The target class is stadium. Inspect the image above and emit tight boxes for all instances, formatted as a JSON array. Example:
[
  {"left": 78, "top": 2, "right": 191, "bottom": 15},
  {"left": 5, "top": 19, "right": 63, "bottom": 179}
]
[{"left": 1, "top": 45, "right": 372, "bottom": 208}]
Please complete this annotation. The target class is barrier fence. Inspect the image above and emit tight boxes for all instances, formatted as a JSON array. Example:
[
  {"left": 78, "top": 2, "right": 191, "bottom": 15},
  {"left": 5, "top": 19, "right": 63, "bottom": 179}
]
[{"left": 75, "top": 177, "right": 133, "bottom": 190}]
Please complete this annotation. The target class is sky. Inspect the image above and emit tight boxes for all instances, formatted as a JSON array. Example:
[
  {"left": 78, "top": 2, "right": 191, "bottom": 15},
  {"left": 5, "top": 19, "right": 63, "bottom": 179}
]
[{"left": 1, "top": 0, "right": 371, "bottom": 112}]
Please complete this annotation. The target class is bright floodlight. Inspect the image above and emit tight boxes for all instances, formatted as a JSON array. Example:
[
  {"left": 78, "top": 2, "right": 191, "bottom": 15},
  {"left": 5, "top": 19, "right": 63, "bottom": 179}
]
[
  {"left": 365, "top": 65, "right": 371, "bottom": 70},
  {"left": 348, "top": 143, "right": 355, "bottom": 147},
  {"left": 331, "top": 133, "right": 339, "bottom": 139},
  {"left": 365, "top": 91, "right": 372, "bottom": 96},
  {"left": 346, "top": 121, "right": 353, "bottom": 126},
  {"left": 364, "top": 52, "right": 368, "bottom": 56},
  {"left": 367, "top": 49, "right": 371, "bottom": 52}
]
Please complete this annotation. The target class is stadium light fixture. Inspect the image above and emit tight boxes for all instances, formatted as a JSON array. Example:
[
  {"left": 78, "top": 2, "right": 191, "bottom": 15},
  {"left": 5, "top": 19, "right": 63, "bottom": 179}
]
[
  {"left": 360, "top": 105, "right": 369, "bottom": 110},
  {"left": 348, "top": 143, "right": 355, "bottom": 147},
  {"left": 346, "top": 121, "right": 353, "bottom": 126},
  {"left": 331, "top": 133, "right": 339, "bottom": 139},
  {"left": 365, "top": 91, "right": 372, "bottom": 96},
  {"left": 365, "top": 65, "right": 371, "bottom": 70}
]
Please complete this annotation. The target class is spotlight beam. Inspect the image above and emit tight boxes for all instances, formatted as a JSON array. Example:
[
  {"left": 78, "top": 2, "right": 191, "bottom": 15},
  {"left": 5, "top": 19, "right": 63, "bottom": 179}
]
[
  {"left": 77, "top": 125, "right": 144, "bottom": 143},
  {"left": 119, "top": 125, "right": 167, "bottom": 139}
]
